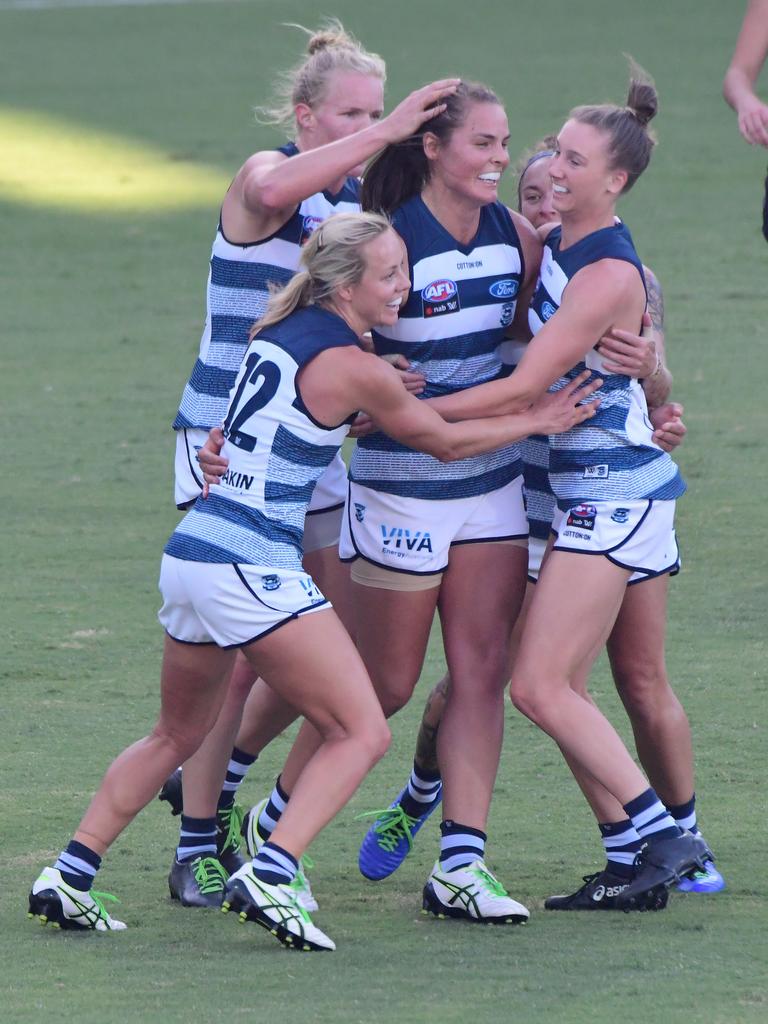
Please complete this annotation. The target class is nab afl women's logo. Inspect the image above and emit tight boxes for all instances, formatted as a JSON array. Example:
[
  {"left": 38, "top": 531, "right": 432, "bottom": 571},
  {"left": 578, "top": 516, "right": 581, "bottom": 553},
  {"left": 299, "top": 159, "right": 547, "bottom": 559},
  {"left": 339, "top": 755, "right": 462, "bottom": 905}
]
[
  {"left": 422, "top": 279, "right": 460, "bottom": 318},
  {"left": 423, "top": 279, "right": 457, "bottom": 302}
]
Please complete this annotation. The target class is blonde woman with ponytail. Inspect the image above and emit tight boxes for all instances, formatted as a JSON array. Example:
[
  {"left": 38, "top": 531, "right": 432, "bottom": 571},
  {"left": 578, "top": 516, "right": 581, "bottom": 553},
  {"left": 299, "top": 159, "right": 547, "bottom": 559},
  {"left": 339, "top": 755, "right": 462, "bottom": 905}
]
[
  {"left": 160, "top": 21, "right": 458, "bottom": 911},
  {"left": 29, "top": 213, "right": 600, "bottom": 949}
]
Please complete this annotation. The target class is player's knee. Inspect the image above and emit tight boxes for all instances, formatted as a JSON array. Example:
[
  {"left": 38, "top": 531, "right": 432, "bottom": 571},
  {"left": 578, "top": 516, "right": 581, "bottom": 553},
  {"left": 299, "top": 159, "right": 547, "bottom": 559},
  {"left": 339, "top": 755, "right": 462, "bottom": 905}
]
[
  {"left": 149, "top": 721, "right": 205, "bottom": 764},
  {"left": 508, "top": 675, "right": 543, "bottom": 724},
  {"left": 375, "top": 676, "right": 418, "bottom": 717},
  {"left": 613, "top": 660, "right": 672, "bottom": 718},
  {"left": 364, "top": 720, "right": 392, "bottom": 765}
]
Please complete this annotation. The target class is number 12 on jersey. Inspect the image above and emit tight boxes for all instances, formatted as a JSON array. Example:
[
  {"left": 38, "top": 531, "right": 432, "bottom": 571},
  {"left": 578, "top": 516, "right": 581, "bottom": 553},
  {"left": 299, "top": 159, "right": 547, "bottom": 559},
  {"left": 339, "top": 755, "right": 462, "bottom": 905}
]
[{"left": 222, "top": 351, "right": 282, "bottom": 452}]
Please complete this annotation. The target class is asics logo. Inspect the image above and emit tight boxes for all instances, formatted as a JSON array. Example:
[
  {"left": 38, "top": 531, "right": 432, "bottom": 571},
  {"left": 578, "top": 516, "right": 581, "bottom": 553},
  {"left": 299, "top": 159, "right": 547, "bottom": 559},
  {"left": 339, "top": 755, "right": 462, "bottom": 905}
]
[
  {"left": 438, "top": 879, "right": 480, "bottom": 915},
  {"left": 591, "top": 883, "right": 627, "bottom": 901}
]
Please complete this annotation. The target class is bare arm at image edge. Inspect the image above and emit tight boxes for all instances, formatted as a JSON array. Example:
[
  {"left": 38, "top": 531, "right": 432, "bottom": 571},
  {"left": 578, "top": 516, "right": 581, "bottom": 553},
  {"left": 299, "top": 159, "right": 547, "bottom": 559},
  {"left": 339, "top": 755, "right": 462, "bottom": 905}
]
[{"left": 724, "top": 0, "right": 768, "bottom": 147}]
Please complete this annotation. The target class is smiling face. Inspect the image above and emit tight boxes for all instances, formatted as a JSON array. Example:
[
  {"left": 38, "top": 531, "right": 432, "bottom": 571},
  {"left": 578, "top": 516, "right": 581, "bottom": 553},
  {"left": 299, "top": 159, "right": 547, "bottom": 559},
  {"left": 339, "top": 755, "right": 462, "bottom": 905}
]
[
  {"left": 548, "top": 118, "right": 627, "bottom": 218},
  {"left": 424, "top": 100, "right": 511, "bottom": 208},
  {"left": 296, "top": 70, "right": 385, "bottom": 174},
  {"left": 518, "top": 154, "right": 557, "bottom": 228},
  {"left": 341, "top": 228, "right": 410, "bottom": 334}
]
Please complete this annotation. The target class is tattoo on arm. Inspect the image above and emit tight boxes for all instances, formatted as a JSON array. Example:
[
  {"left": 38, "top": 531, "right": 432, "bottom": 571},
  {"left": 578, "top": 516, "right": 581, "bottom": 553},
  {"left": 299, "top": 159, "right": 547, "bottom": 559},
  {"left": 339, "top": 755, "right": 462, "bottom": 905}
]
[{"left": 645, "top": 269, "right": 665, "bottom": 333}]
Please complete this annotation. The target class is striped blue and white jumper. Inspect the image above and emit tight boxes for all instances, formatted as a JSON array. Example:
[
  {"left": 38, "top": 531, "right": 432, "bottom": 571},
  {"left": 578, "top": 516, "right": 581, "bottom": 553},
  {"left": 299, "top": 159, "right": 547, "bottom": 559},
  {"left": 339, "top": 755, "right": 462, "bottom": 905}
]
[
  {"left": 172, "top": 142, "right": 360, "bottom": 508},
  {"left": 167, "top": 306, "right": 358, "bottom": 571},
  {"left": 528, "top": 222, "right": 685, "bottom": 570},
  {"left": 343, "top": 195, "right": 529, "bottom": 574}
]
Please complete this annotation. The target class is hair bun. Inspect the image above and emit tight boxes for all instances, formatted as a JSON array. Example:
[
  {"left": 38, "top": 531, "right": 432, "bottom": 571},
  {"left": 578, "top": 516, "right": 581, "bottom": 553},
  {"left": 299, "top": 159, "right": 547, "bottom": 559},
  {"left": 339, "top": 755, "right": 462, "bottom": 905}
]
[
  {"left": 306, "top": 23, "right": 353, "bottom": 55},
  {"left": 624, "top": 56, "right": 658, "bottom": 127}
]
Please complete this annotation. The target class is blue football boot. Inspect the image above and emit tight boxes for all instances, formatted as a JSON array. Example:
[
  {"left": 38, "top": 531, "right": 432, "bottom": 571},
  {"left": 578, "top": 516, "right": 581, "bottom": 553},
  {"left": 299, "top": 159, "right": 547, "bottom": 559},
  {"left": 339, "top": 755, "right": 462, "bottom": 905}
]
[{"left": 358, "top": 786, "right": 442, "bottom": 880}]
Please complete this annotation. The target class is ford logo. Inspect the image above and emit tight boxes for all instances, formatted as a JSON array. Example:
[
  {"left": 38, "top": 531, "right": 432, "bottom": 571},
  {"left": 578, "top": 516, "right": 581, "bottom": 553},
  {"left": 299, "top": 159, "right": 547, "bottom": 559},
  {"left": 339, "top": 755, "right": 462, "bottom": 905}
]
[
  {"left": 489, "top": 279, "right": 518, "bottom": 299},
  {"left": 423, "top": 279, "right": 458, "bottom": 302}
]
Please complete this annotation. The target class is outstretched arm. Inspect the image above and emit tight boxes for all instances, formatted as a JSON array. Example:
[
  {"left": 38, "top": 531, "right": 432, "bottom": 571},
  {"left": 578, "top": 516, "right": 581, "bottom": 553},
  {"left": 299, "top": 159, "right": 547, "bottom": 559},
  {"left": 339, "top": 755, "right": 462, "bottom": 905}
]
[
  {"left": 348, "top": 353, "right": 601, "bottom": 462},
  {"left": 724, "top": 0, "right": 768, "bottom": 146},
  {"left": 197, "top": 354, "right": 601, "bottom": 486},
  {"left": 425, "top": 259, "right": 641, "bottom": 421}
]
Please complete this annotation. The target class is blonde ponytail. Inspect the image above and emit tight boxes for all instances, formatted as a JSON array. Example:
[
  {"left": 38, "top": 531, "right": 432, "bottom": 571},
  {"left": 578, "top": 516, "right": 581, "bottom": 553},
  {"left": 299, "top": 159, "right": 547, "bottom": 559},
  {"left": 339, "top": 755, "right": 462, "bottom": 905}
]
[{"left": 251, "top": 212, "right": 392, "bottom": 334}]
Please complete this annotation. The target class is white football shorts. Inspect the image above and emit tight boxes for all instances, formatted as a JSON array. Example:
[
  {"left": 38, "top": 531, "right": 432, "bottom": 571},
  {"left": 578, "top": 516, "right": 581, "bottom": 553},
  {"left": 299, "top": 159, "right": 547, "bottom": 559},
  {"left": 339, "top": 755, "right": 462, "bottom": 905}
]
[
  {"left": 551, "top": 498, "right": 680, "bottom": 584},
  {"left": 340, "top": 476, "right": 528, "bottom": 577},
  {"left": 158, "top": 555, "right": 329, "bottom": 648}
]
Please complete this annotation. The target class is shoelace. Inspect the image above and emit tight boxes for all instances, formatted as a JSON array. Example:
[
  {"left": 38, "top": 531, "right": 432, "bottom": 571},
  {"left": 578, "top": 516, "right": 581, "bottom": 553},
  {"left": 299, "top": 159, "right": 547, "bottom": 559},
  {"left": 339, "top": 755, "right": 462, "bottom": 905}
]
[
  {"left": 356, "top": 806, "right": 418, "bottom": 851},
  {"left": 470, "top": 865, "right": 509, "bottom": 899},
  {"left": 87, "top": 890, "right": 121, "bottom": 921},
  {"left": 579, "top": 873, "right": 602, "bottom": 888},
  {"left": 192, "top": 856, "right": 228, "bottom": 894},
  {"left": 292, "top": 854, "right": 315, "bottom": 890},
  {"left": 217, "top": 803, "right": 245, "bottom": 853}
]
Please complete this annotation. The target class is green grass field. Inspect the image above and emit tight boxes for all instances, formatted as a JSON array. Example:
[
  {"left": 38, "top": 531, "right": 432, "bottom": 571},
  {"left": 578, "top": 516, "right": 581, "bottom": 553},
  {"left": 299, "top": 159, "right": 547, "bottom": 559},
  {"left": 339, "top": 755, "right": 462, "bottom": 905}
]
[{"left": 2, "top": 1, "right": 767, "bottom": 1021}]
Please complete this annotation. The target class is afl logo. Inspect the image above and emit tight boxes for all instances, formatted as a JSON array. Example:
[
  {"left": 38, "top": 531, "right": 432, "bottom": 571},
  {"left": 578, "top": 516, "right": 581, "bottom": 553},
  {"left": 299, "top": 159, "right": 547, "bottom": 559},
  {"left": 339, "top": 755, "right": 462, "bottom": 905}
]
[
  {"left": 541, "top": 300, "right": 557, "bottom": 321},
  {"left": 489, "top": 279, "right": 518, "bottom": 299},
  {"left": 301, "top": 215, "right": 323, "bottom": 243},
  {"left": 422, "top": 279, "right": 457, "bottom": 303}
]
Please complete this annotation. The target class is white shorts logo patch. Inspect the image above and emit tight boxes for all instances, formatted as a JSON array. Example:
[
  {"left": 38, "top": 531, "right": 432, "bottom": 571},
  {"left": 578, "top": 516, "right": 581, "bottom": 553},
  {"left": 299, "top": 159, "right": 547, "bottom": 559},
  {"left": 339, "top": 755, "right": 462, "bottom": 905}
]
[{"left": 583, "top": 465, "right": 610, "bottom": 479}]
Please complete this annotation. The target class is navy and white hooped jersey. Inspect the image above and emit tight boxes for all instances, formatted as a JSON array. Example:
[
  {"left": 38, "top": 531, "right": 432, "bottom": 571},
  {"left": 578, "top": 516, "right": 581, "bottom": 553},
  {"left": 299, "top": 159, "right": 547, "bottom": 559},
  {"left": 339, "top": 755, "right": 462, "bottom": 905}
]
[
  {"left": 173, "top": 143, "right": 360, "bottom": 432},
  {"left": 165, "top": 306, "right": 358, "bottom": 569},
  {"left": 351, "top": 195, "right": 525, "bottom": 500},
  {"left": 529, "top": 222, "right": 686, "bottom": 508},
  {"left": 521, "top": 434, "right": 555, "bottom": 541}
]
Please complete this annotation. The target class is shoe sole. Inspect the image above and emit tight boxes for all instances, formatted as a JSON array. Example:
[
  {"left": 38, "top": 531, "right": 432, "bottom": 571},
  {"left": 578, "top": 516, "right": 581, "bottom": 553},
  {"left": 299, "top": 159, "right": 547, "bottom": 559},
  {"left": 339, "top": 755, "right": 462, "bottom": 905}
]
[
  {"left": 616, "top": 853, "right": 709, "bottom": 912},
  {"left": 222, "top": 884, "right": 332, "bottom": 952},
  {"left": 421, "top": 884, "right": 528, "bottom": 925},
  {"left": 545, "top": 887, "right": 669, "bottom": 912},
  {"left": 28, "top": 889, "right": 92, "bottom": 931},
  {"left": 616, "top": 882, "right": 670, "bottom": 912},
  {"left": 545, "top": 900, "right": 622, "bottom": 911}
]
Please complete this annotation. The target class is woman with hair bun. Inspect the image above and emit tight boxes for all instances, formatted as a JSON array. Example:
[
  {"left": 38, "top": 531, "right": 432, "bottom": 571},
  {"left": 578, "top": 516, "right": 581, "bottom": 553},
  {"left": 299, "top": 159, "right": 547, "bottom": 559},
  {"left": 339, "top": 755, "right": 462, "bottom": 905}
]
[
  {"left": 513, "top": 142, "right": 724, "bottom": 909},
  {"left": 161, "top": 22, "right": 459, "bottom": 908},
  {"left": 28, "top": 213, "right": 598, "bottom": 949},
  {"left": 418, "top": 64, "right": 712, "bottom": 911}
]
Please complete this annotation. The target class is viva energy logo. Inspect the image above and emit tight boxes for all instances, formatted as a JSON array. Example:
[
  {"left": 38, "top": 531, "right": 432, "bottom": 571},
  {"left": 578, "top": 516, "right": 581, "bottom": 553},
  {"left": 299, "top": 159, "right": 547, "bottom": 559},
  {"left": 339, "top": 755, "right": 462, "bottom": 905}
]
[{"left": 380, "top": 525, "right": 433, "bottom": 553}]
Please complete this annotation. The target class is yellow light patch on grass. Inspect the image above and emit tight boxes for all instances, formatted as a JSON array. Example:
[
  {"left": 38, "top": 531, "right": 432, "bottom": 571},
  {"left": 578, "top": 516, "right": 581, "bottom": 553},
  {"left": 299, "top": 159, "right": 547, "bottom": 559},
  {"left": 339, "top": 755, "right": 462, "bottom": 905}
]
[{"left": 0, "top": 106, "right": 226, "bottom": 213}]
